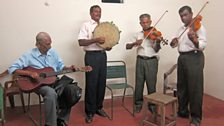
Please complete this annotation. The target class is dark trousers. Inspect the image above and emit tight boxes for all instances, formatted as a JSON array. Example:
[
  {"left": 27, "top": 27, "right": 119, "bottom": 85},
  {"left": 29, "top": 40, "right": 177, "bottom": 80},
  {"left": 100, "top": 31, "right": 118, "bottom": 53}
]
[
  {"left": 177, "top": 51, "right": 204, "bottom": 120},
  {"left": 134, "top": 56, "right": 158, "bottom": 106},
  {"left": 84, "top": 51, "right": 107, "bottom": 114}
]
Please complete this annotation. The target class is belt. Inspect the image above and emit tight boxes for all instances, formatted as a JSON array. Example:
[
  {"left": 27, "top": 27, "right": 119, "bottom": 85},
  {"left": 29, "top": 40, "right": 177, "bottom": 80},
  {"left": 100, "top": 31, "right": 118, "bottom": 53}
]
[
  {"left": 86, "top": 50, "right": 105, "bottom": 53},
  {"left": 179, "top": 50, "right": 201, "bottom": 55},
  {"left": 137, "top": 55, "right": 156, "bottom": 60}
]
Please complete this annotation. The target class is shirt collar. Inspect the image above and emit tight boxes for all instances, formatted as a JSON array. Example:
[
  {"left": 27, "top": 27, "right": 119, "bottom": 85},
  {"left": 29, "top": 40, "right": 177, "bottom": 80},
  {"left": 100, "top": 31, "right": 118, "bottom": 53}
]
[
  {"left": 90, "top": 19, "right": 99, "bottom": 25},
  {"left": 34, "top": 48, "right": 52, "bottom": 57}
]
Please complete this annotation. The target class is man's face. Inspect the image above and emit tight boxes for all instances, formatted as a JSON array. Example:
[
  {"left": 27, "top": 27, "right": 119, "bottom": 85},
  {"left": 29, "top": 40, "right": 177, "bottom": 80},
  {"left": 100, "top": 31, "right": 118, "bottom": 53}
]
[
  {"left": 179, "top": 9, "right": 193, "bottom": 26},
  {"left": 90, "top": 7, "right": 101, "bottom": 22},
  {"left": 38, "top": 36, "right": 52, "bottom": 54},
  {"left": 140, "top": 17, "right": 152, "bottom": 31}
]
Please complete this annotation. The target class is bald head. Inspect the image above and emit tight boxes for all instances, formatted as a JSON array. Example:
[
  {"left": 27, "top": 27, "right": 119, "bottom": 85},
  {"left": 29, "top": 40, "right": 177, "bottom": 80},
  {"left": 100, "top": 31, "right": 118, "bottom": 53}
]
[
  {"left": 35, "top": 32, "right": 52, "bottom": 54},
  {"left": 36, "top": 32, "right": 50, "bottom": 45}
]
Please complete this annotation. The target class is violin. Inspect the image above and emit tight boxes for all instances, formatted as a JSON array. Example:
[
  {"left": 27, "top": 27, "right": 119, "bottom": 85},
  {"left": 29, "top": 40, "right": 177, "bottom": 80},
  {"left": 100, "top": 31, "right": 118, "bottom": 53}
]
[
  {"left": 142, "top": 10, "right": 168, "bottom": 45},
  {"left": 191, "top": 15, "right": 202, "bottom": 32},
  {"left": 144, "top": 27, "right": 168, "bottom": 45}
]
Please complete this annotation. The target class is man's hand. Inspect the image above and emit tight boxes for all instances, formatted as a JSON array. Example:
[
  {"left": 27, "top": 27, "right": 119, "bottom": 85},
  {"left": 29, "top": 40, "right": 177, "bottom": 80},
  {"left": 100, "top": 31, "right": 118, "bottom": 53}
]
[
  {"left": 64, "top": 65, "right": 77, "bottom": 71},
  {"left": 105, "top": 47, "right": 112, "bottom": 51},
  {"left": 170, "top": 38, "right": 178, "bottom": 48},
  {"left": 29, "top": 71, "right": 39, "bottom": 80},
  {"left": 188, "top": 28, "right": 198, "bottom": 44},
  {"left": 155, "top": 37, "right": 162, "bottom": 43},
  {"left": 126, "top": 39, "right": 143, "bottom": 49},
  {"left": 93, "top": 37, "right": 105, "bottom": 44},
  {"left": 135, "top": 39, "right": 143, "bottom": 46}
]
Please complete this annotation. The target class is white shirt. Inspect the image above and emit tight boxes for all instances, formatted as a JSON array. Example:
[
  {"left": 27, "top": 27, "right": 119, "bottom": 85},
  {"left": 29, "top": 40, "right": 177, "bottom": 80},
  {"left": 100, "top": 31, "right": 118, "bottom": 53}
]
[
  {"left": 176, "top": 25, "right": 207, "bottom": 52},
  {"left": 78, "top": 19, "right": 104, "bottom": 51},
  {"left": 129, "top": 31, "right": 159, "bottom": 58}
]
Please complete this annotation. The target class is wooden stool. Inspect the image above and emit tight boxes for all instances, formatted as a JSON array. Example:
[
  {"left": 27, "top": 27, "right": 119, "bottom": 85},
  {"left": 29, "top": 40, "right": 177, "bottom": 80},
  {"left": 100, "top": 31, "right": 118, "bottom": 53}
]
[{"left": 141, "top": 92, "right": 177, "bottom": 126}]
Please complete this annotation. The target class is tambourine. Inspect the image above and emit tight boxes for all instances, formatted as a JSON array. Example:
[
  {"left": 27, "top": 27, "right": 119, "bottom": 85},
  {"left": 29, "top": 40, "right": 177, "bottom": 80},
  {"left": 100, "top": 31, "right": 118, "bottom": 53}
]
[{"left": 93, "top": 22, "right": 120, "bottom": 49}]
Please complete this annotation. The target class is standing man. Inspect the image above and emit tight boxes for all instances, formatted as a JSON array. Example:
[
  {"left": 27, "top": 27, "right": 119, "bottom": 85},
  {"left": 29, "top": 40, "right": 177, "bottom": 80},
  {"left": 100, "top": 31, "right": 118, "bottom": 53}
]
[
  {"left": 8, "top": 32, "right": 75, "bottom": 126},
  {"left": 170, "top": 6, "right": 206, "bottom": 126},
  {"left": 126, "top": 14, "right": 162, "bottom": 113},
  {"left": 78, "top": 5, "right": 110, "bottom": 123}
]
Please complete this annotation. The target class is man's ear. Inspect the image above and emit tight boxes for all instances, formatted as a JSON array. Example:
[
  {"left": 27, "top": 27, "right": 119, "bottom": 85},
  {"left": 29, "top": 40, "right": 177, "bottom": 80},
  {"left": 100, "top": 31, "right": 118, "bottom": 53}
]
[{"left": 36, "top": 42, "right": 40, "bottom": 47}]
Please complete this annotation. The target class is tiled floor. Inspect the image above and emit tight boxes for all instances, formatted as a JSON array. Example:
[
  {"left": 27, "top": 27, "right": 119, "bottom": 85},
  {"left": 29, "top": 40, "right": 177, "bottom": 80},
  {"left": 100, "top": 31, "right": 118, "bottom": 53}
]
[{"left": 3, "top": 94, "right": 224, "bottom": 126}]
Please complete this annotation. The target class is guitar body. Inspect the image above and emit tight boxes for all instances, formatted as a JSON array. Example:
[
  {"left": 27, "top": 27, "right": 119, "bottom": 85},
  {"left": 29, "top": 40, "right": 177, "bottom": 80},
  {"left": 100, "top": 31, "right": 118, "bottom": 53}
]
[
  {"left": 16, "top": 66, "right": 92, "bottom": 93},
  {"left": 16, "top": 67, "right": 57, "bottom": 93}
]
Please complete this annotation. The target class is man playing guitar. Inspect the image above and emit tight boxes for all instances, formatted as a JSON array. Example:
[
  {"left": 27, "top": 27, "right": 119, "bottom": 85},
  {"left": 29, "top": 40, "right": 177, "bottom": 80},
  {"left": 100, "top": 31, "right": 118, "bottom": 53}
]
[{"left": 8, "top": 32, "right": 78, "bottom": 126}]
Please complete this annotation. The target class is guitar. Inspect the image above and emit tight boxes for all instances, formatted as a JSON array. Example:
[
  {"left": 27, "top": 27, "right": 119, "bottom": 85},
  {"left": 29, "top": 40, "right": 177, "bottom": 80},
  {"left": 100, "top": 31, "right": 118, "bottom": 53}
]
[{"left": 16, "top": 66, "right": 92, "bottom": 93}]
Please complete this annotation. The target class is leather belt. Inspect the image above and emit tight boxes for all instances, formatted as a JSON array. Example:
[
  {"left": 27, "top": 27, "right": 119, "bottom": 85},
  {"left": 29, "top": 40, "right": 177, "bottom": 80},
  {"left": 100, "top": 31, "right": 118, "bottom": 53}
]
[
  {"left": 137, "top": 55, "right": 156, "bottom": 60},
  {"left": 86, "top": 50, "right": 105, "bottom": 53},
  {"left": 179, "top": 50, "right": 201, "bottom": 55}
]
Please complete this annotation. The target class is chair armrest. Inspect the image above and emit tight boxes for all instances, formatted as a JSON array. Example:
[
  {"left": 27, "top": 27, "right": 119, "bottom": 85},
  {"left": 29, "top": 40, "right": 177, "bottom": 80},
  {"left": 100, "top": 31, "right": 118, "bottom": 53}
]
[
  {"left": 164, "top": 64, "right": 177, "bottom": 77},
  {"left": 0, "top": 70, "right": 8, "bottom": 78},
  {"left": 4, "top": 80, "right": 16, "bottom": 89},
  {"left": 163, "top": 64, "right": 177, "bottom": 94}
]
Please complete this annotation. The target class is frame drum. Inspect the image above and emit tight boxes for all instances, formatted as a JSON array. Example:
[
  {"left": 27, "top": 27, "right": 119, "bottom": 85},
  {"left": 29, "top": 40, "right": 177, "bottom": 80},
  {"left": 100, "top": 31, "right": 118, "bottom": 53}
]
[{"left": 93, "top": 22, "right": 120, "bottom": 49}]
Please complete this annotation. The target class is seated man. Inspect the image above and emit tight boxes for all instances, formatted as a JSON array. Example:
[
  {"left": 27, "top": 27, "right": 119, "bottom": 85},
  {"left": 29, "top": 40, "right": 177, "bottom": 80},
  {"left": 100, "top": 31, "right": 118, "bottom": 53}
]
[{"left": 8, "top": 32, "right": 75, "bottom": 126}]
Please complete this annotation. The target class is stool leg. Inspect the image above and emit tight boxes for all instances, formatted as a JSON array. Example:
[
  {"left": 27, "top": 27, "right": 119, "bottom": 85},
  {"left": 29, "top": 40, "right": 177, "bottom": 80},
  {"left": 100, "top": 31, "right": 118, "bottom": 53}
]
[
  {"left": 160, "top": 105, "right": 165, "bottom": 126},
  {"left": 172, "top": 101, "right": 177, "bottom": 120},
  {"left": 140, "top": 101, "right": 148, "bottom": 126}
]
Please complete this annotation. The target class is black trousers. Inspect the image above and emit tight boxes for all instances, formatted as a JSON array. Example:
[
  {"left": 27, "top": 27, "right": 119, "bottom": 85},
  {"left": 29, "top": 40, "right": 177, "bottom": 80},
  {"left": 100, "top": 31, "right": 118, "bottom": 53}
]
[
  {"left": 84, "top": 51, "right": 107, "bottom": 114},
  {"left": 177, "top": 51, "right": 204, "bottom": 120}
]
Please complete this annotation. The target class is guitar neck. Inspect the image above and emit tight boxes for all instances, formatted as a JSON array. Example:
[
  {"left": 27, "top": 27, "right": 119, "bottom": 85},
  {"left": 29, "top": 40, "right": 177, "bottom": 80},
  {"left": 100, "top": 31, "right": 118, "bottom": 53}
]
[{"left": 44, "top": 69, "right": 75, "bottom": 77}]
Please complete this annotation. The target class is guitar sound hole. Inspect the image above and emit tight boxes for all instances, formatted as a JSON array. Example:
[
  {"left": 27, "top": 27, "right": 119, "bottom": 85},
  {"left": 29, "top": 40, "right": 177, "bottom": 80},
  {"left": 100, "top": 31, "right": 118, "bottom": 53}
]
[{"left": 39, "top": 73, "right": 47, "bottom": 78}]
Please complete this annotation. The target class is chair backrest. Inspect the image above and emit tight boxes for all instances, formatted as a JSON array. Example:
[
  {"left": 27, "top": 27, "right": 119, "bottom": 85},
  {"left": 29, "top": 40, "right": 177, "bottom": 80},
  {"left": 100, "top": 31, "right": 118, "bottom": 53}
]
[
  {"left": 163, "top": 64, "right": 177, "bottom": 95},
  {"left": 107, "top": 61, "right": 127, "bottom": 82}
]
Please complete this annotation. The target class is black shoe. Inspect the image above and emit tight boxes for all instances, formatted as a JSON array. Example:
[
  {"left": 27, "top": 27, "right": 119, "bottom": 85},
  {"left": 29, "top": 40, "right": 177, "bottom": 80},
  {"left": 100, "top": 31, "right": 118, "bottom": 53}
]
[
  {"left": 96, "top": 109, "right": 107, "bottom": 117},
  {"left": 57, "top": 119, "right": 68, "bottom": 126},
  {"left": 135, "top": 105, "right": 142, "bottom": 113},
  {"left": 85, "top": 114, "right": 93, "bottom": 123},
  {"left": 177, "top": 110, "right": 189, "bottom": 118},
  {"left": 190, "top": 117, "right": 201, "bottom": 126}
]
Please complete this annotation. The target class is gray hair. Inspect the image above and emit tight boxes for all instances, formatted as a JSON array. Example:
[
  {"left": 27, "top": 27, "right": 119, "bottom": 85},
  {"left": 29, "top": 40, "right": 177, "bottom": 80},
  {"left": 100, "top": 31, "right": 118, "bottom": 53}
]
[
  {"left": 139, "top": 13, "right": 151, "bottom": 21},
  {"left": 36, "top": 32, "right": 49, "bottom": 44}
]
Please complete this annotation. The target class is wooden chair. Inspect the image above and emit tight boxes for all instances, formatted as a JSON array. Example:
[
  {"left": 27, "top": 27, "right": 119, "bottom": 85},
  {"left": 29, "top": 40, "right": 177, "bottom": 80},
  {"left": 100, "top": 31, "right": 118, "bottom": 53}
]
[
  {"left": 106, "top": 61, "right": 135, "bottom": 120},
  {"left": 163, "top": 64, "right": 177, "bottom": 96},
  {"left": 4, "top": 80, "right": 26, "bottom": 113}
]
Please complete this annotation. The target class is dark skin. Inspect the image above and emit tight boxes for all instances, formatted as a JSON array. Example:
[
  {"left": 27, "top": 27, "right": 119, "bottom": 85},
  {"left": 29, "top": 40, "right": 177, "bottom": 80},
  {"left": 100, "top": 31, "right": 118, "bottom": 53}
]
[
  {"left": 170, "top": 9, "right": 199, "bottom": 48},
  {"left": 78, "top": 7, "right": 111, "bottom": 51}
]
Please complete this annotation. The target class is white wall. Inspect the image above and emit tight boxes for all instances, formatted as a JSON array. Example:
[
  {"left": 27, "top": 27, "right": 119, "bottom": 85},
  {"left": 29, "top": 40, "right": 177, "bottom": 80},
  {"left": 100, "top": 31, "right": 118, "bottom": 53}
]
[
  {"left": 1, "top": 0, "right": 222, "bottom": 105},
  {"left": 203, "top": 0, "right": 224, "bottom": 100}
]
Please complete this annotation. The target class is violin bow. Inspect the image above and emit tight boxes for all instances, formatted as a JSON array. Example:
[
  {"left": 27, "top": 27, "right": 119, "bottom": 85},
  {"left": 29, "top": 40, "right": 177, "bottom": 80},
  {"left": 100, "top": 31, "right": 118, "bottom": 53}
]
[
  {"left": 177, "top": 1, "right": 209, "bottom": 39},
  {"left": 143, "top": 10, "right": 168, "bottom": 42}
]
